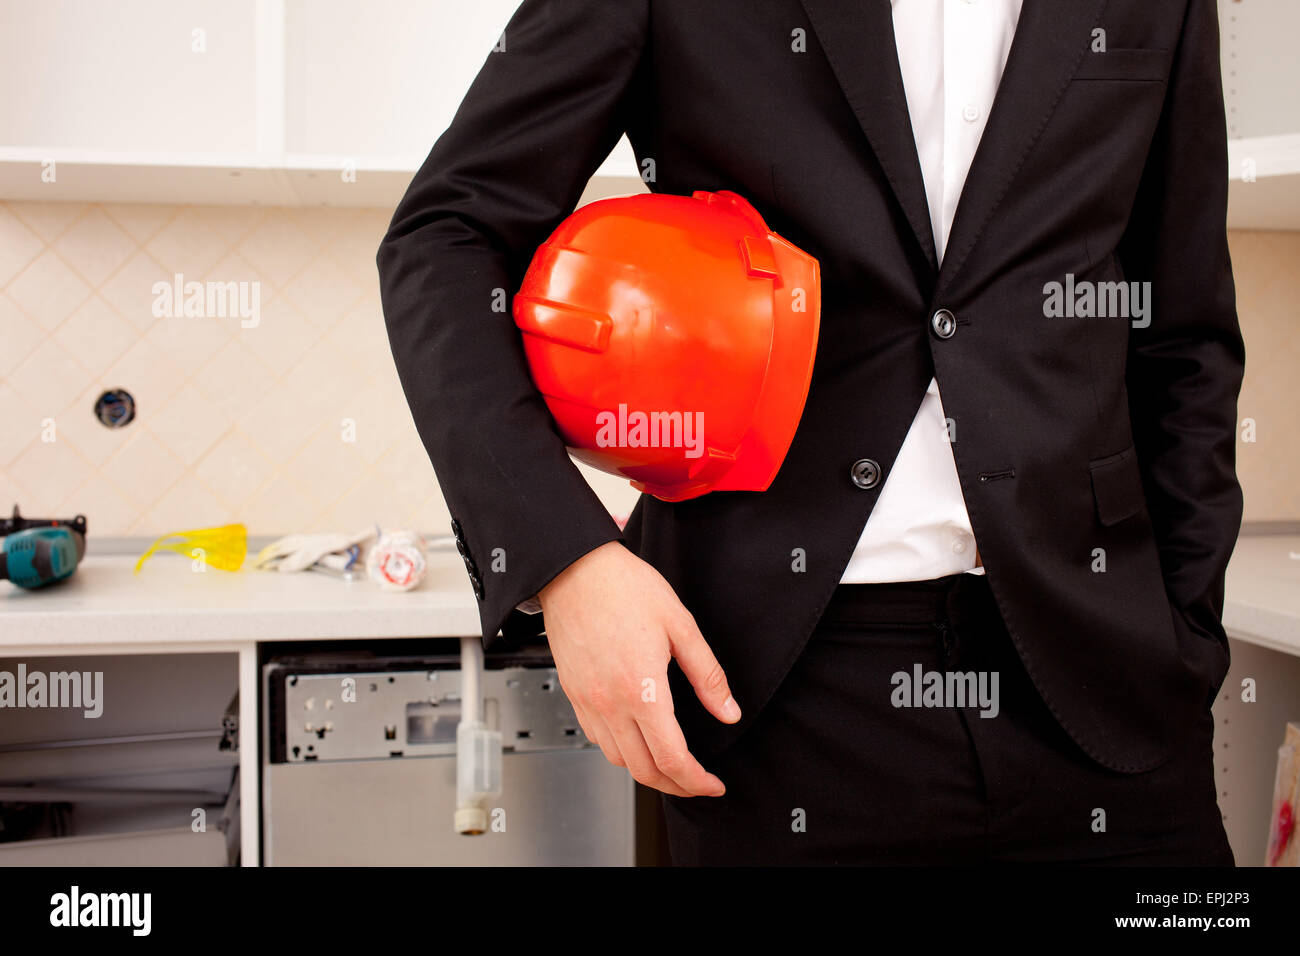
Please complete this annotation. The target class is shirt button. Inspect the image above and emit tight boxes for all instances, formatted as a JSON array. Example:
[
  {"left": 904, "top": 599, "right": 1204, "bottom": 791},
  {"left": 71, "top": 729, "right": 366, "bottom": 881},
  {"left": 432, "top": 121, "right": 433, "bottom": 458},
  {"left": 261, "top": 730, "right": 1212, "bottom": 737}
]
[
  {"left": 952, "top": 538, "right": 968, "bottom": 555},
  {"left": 931, "top": 308, "right": 957, "bottom": 339},
  {"left": 850, "top": 458, "right": 882, "bottom": 489},
  {"left": 963, "top": 104, "right": 981, "bottom": 123}
]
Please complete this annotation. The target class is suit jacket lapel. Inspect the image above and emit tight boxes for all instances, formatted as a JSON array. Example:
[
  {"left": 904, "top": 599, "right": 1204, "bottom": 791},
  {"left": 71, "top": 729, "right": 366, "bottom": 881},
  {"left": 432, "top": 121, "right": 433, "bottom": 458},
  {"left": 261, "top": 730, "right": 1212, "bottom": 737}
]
[
  {"left": 799, "top": 0, "right": 1108, "bottom": 297},
  {"left": 936, "top": 0, "right": 1107, "bottom": 297},
  {"left": 798, "top": 0, "right": 937, "bottom": 273}
]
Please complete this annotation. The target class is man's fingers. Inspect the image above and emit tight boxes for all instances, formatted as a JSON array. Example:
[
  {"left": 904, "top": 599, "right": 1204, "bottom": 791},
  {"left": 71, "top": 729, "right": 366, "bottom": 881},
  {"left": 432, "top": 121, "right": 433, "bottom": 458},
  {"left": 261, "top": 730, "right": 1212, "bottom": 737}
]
[
  {"left": 636, "top": 704, "right": 725, "bottom": 797},
  {"left": 586, "top": 714, "right": 627, "bottom": 769},
  {"left": 569, "top": 703, "right": 599, "bottom": 750},
  {"left": 609, "top": 719, "right": 696, "bottom": 798},
  {"left": 668, "top": 616, "right": 742, "bottom": 725}
]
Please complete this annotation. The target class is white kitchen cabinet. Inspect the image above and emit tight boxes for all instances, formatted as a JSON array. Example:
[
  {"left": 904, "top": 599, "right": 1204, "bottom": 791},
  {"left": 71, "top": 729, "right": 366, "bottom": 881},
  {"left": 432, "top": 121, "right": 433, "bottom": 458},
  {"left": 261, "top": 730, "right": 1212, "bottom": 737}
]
[
  {"left": 0, "top": 650, "right": 240, "bottom": 866},
  {"left": 0, "top": 0, "right": 260, "bottom": 154},
  {"left": 0, "top": 0, "right": 639, "bottom": 206},
  {"left": 1221, "top": 0, "right": 1300, "bottom": 228},
  {"left": 0, "top": 0, "right": 1293, "bottom": 218},
  {"left": 283, "top": 0, "right": 516, "bottom": 162}
]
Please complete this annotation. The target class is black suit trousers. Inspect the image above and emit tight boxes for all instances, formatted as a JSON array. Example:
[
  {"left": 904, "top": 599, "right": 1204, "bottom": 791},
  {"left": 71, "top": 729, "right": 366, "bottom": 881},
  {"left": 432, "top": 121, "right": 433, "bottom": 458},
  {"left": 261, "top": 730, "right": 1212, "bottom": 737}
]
[{"left": 661, "top": 574, "right": 1233, "bottom": 866}]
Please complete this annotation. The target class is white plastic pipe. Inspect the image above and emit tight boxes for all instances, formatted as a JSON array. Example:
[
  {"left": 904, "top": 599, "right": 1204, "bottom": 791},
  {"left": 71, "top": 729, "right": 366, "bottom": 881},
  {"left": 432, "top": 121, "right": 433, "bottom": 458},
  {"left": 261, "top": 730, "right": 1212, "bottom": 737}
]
[
  {"left": 454, "top": 636, "right": 501, "bottom": 835},
  {"left": 460, "top": 636, "right": 482, "bottom": 725}
]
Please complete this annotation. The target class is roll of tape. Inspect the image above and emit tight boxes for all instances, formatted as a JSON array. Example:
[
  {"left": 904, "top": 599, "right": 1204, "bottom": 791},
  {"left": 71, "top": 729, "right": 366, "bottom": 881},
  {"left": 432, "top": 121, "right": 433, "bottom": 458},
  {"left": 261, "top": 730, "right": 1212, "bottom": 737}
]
[{"left": 366, "top": 529, "right": 428, "bottom": 592}]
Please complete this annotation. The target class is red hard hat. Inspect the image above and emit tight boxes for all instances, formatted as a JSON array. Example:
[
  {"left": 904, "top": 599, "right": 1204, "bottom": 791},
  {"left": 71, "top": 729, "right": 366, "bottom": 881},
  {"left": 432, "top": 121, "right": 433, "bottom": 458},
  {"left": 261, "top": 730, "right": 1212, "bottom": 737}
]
[{"left": 513, "top": 190, "right": 820, "bottom": 502}]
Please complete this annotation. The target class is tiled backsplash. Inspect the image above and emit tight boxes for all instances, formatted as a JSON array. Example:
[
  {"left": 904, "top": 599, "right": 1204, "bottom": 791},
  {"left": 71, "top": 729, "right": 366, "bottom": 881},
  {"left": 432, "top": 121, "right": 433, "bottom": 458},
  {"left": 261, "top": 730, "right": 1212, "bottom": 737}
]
[
  {"left": 0, "top": 200, "right": 1294, "bottom": 540},
  {"left": 0, "top": 200, "right": 446, "bottom": 537},
  {"left": 1228, "top": 230, "right": 1300, "bottom": 524}
]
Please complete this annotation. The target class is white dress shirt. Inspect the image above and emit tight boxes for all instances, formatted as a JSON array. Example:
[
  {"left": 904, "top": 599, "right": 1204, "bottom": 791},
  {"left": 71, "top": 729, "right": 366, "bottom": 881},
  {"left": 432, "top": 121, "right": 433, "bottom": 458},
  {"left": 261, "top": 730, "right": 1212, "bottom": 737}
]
[{"left": 839, "top": 0, "right": 1023, "bottom": 583}]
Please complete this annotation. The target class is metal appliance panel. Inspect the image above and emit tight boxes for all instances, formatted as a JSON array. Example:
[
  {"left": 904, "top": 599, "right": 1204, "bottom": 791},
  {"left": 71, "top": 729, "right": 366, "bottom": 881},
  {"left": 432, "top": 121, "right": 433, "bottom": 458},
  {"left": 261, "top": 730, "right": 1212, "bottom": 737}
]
[{"left": 262, "top": 656, "right": 634, "bottom": 866}]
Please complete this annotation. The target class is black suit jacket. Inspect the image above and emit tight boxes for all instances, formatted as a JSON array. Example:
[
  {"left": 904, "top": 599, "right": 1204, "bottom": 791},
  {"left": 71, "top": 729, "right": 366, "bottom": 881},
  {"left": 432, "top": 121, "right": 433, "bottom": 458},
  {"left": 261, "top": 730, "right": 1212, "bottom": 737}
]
[{"left": 378, "top": 0, "right": 1244, "bottom": 774}]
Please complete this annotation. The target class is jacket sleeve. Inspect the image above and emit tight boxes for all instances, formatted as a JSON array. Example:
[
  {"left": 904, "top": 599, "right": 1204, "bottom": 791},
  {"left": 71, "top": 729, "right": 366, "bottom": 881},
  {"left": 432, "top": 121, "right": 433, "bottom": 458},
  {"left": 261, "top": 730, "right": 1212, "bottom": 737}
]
[
  {"left": 377, "top": 0, "right": 650, "bottom": 643},
  {"left": 1118, "top": 0, "right": 1245, "bottom": 656}
]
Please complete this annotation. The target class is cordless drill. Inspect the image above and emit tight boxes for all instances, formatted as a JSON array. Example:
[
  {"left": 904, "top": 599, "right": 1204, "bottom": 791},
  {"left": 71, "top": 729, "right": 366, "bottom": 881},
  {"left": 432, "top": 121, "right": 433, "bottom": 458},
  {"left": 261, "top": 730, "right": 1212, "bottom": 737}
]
[{"left": 0, "top": 505, "right": 87, "bottom": 589}]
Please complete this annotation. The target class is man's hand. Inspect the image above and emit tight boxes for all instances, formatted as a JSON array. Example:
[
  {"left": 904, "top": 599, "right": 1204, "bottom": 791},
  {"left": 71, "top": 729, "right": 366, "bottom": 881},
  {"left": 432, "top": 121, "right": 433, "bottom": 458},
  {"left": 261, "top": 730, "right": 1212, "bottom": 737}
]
[{"left": 538, "top": 541, "right": 739, "bottom": 797}]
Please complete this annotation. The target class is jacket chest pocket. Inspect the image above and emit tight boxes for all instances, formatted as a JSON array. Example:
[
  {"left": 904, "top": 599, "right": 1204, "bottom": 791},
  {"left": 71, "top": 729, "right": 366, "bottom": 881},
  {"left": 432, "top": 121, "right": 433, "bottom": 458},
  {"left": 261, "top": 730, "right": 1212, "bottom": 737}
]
[{"left": 1089, "top": 445, "right": 1146, "bottom": 526}]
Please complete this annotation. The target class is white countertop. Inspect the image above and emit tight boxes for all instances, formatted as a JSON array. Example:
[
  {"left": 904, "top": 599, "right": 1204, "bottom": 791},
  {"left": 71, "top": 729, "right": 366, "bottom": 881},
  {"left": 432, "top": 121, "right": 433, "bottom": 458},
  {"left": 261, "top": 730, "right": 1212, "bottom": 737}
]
[
  {"left": 0, "top": 550, "right": 482, "bottom": 647},
  {"left": 1, "top": 534, "right": 1297, "bottom": 654},
  {"left": 1222, "top": 533, "right": 1300, "bottom": 656}
]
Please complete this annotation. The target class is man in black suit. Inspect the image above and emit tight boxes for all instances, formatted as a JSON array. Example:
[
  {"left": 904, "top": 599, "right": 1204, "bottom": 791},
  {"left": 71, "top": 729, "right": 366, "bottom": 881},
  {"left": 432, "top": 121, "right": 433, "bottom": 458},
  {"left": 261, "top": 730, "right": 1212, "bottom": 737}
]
[{"left": 378, "top": 0, "right": 1243, "bottom": 864}]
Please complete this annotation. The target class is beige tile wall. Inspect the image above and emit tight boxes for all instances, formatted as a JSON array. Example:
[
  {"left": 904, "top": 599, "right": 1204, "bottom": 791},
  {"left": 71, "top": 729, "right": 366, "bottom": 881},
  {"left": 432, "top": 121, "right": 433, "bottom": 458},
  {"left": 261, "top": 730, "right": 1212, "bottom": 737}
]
[
  {"left": 0, "top": 201, "right": 1294, "bottom": 540},
  {"left": 1228, "top": 230, "right": 1300, "bottom": 523},
  {"left": 0, "top": 200, "right": 458, "bottom": 538}
]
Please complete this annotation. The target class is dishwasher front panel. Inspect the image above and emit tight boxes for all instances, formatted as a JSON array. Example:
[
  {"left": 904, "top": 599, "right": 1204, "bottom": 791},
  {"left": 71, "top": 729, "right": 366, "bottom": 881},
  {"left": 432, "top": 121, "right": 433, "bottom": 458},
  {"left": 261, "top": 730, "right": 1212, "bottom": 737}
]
[{"left": 261, "top": 652, "right": 634, "bottom": 866}]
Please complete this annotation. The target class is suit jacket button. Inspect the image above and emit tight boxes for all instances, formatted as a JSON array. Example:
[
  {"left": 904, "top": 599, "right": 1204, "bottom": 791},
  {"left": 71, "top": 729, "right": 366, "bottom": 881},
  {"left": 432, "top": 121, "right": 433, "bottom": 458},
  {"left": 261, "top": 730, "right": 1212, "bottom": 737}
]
[
  {"left": 850, "top": 458, "right": 882, "bottom": 489},
  {"left": 931, "top": 308, "right": 957, "bottom": 339}
]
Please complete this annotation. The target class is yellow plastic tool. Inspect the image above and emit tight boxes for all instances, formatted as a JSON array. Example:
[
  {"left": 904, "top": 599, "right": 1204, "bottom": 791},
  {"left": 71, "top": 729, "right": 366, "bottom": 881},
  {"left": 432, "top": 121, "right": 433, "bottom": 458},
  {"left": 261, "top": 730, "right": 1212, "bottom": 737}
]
[{"left": 134, "top": 523, "right": 247, "bottom": 573}]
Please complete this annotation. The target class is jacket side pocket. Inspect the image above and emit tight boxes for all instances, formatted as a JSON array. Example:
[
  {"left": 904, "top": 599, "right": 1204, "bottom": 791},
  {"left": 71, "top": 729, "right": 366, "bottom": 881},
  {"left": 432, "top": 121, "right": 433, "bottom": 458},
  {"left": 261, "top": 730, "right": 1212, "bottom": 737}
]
[{"left": 1089, "top": 445, "right": 1145, "bottom": 526}]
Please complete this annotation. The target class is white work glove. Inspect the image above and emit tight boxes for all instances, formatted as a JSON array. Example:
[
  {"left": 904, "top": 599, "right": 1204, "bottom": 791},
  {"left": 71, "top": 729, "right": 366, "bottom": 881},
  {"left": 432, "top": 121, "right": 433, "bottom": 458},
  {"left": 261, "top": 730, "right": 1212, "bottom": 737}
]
[{"left": 252, "top": 529, "right": 376, "bottom": 573}]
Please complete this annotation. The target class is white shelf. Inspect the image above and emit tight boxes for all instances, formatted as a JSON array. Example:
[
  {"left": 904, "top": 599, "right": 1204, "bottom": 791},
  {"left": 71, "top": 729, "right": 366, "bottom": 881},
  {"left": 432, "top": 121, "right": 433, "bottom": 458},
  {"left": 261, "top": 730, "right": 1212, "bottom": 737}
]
[
  {"left": 1227, "top": 134, "right": 1300, "bottom": 230},
  {"left": 0, "top": 141, "right": 643, "bottom": 207},
  {"left": 7, "top": 135, "right": 1292, "bottom": 220}
]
